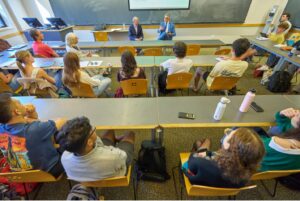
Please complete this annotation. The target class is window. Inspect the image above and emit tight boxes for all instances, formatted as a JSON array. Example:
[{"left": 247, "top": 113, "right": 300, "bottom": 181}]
[
  {"left": 0, "top": 14, "right": 6, "bottom": 28},
  {"left": 34, "top": 0, "right": 51, "bottom": 24}
]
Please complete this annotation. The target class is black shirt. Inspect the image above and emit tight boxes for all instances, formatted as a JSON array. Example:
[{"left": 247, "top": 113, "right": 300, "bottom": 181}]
[{"left": 184, "top": 155, "right": 246, "bottom": 188}]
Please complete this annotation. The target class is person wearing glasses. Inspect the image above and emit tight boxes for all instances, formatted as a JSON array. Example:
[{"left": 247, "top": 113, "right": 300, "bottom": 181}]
[
  {"left": 57, "top": 116, "right": 135, "bottom": 181},
  {"left": 157, "top": 14, "right": 176, "bottom": 40}
]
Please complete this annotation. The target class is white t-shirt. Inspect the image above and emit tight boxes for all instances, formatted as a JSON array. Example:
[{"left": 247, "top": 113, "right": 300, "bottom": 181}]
[
  {"left": 207, "top": 59, "right": 248, "bottom": 88},
  {"left": 161, "top": 58, "right": 193, "bottom": 75},
  {"left": 61, "top": 137, "right": 127, "bottom": 182},
  {"left": 79, "top": 70, "right": 101, "bottom": 87}
]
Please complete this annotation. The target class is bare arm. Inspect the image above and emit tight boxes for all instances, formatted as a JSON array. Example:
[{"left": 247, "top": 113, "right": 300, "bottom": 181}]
[{"left": 38, "top": 69, "right": 56, "bottom": 85}]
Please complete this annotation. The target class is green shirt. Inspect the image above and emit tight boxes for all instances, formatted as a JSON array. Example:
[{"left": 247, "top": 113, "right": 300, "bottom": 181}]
[
  {"left": 259, "top": 135, "right": 300, "bottom": 172},
  {"left": 275, "top": 112, "right": 293, "bottom": 133}
]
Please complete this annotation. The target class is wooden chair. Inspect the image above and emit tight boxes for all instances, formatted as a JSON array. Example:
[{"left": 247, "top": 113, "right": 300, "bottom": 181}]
[
  {"left": 67, "top": 82, "right": 97, "bottom": 98},
  {"left": 120, "top": 79, "right": 148, "bottom": 96},
  {"left": 93, "top": 31, "right": 109, "bottom": 41},
  {"left": 143, "top": 48, "right": 163, "bottom": 56},
  {"left": 80, "top": 166, "right": 136, "bottom": 199},
  {"left": 251, "top": 169, "right": 300, "bottom": 197},
  {"left": 204, "top": 76, "right": 240, "bottom": 96},
  {"left": 186, "top": 44, "right": 201, "bottom": 56},
  {"left": 166, "top": 72, "right": 193, "bottom": 96},
  {"left": 0, "top": 170, "right": 64, "bottom": 200},
  {"left": 214, "top": 48, "right": 231, "bottom": 55},
  {"left": 118, "top": 46, "right": 136, "bottom": 55},
  {"left": 174, "top": 153, "right": 256, "bottom": 200}
]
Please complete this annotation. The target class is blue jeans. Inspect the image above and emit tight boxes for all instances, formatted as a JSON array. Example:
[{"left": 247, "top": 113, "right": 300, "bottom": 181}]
[
  {"left": 9, "top": 72, "right": 21, "bottom": 92},
  {"left": 92, "top": 75, "right": 111, "bottom": 96},
  {"left": 46, "top": 69, "right": 63, "bottom": 89},
  {"left": 158, "top": 32, "right": 173, "bottom": 40}
]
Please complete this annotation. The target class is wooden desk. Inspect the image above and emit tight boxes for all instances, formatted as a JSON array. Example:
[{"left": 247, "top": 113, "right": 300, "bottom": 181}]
[
  {"left": 32, "top": 98, "right": 159, "bottom": 130},
  {"left": 283, "top": 95, "right": 300, "bottom": 107},
  {"left": 92, "top": 29, "right": 129, "bottom": 41},
  {"left": 157, "top": 95, "right": 294, "bottom": 128},
  {"left": 245, "top": 35, "right": 300, "bottom": 71}
]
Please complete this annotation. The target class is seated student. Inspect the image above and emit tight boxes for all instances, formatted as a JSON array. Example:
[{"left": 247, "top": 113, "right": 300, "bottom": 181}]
[
  {"left": 268, "top": 108, "right": 300, "bottom": 135},
  {"left": 271, "top": 13, "right": 292, "bottom": 36},
  {"left": 183, "top": 128, "right": 265, "bottom": 188},
  {"left": 128, "top": 16, "right": 144, "bottom": 41},
  {"left": 15, "top": 50, "right": 60, "bottom": 90},
  {"left": 117, "top": 50, "right": 146, "bottom": 81},
  {"left": 0, "top": 39, "right": 11, "bottom": 52},
  {"left": 157, "top": 14, "right": 176, "bottom": 40},
  {"left": 29, "top": 28, "right": 59, "bottom": 58},
  {"left": 259, "top": 127, "right": 300, "bottom": 172},
  {"left": 193, "top": 38, "right": 251, "bottom": 92},
  {"left": 0, "top": 93, "right": 66, "bottom": 177},
  {"left": 65, "top": 32, "right": 92, "bottom": 58},
  {"left": 0, "top": 69, "right": 20, "bottom": 91},
  {"left": 259, "top": 22, "right": 290, "bottom": 69},
  {"left": 62, "top": 52, "right": 111, "bottom": 97},
  {"left": 57, "top": 116, "right": 135, "bottom": 181},
  {"left": 158, "top": 41, "right": 193, "bottom": 93}
]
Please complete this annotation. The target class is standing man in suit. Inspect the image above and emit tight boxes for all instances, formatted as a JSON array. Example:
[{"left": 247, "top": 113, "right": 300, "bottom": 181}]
[
  {"left": 128, "top": 16, "right": 144, "bottom": 41},
  {"left": 158, "top": 14, "right": 176, "bottom": 40}
]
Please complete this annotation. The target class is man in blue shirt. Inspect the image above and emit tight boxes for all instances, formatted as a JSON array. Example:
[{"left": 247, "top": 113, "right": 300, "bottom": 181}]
[
  {"left": 0, "top": 94, "right": 66, "bottom": 177},
  {"left": 158, "top": 14, "right": 176, "bottom": 40},
  {"left": 128, "top": 16, "right": 144, "bottom": 41}
]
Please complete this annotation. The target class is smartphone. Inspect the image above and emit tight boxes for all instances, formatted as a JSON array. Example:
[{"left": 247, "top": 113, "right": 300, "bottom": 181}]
[
  {"left": 251, "top": 102, "right": 264, "bottom": 112},
  {"left": 178, "top": 112, "right": 195, "bottom": 120}
]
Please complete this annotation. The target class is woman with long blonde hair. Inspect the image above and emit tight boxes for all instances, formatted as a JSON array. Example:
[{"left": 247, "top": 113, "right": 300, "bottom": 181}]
[
  {"left": 15, "top": 50, "right": 56, "bottom": 85},
  {"left": 62, "top": 52, "right": 111, "bottom": 96}
]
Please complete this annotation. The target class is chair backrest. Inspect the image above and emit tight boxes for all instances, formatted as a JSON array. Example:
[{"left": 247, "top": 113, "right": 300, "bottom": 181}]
[
  {"left": 0, "top": 169, "right": 62, "bottom": 183},
  {"left": 143, "top": 48, "right": 163, "bottom": 56},
  {"left": 93, "top": 32, "right": 109, "bottom": 41},
  {"left": 118, "top": 46, "right": 136, "bottom": 55},
  {"left": 67, "top": 82, "right": 96, "bottom": 98},
  {"left": 80, "top": 166, "right": 132, "bottom": 188},
  {"left": 120, "top": 79, "right": 148, "bottom": 96},
  {"left": 186, "top": 44, "right": 201, "bottom": 56},
  {"left": 214, "top": 48, "right": 231, "bottom": 55},
  {"left": 0, "top": 78, "right": 13, "bottom": 93},
  {"left": 166, "top": 72, "right": 193, "bottom": 90},
  {"left": 208, "top": 76, "right": 240, "bottom": 91},
  {"left": 179, "top": 153, "right": 256, "bottom": 197},
  {"left": 251, "top": 169, "right": 300, "bottom": 181}
]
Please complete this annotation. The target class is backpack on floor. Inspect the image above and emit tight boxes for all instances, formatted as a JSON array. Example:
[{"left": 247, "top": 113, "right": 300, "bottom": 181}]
[
  {"left": 136, "top": 140, "right": 170, "bottom": 182},
  {"left": 267, "top": 71, "right": 292, "bottom": 93},
  {"left": 67, "top": 184, "right": 98, "bottom": 200},
  {"left": 278, "top": 173, "right": 300, "bottom": 191}
]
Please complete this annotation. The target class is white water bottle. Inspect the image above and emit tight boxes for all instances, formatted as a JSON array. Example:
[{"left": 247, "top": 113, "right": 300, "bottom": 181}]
[
  {"left": 239, "top": 89, "right": 256, "bottom": 112},
  {"left": 213, "top": 97, "right": 231, "bottom": 121}
]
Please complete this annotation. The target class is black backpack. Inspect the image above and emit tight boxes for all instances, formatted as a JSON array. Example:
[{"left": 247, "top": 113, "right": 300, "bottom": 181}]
[
  {"left": 267, "top": 71, "right": 292, "bottom": 93},
  {"left": 136, "top": 140, "right": 170, "bottom": 182}
]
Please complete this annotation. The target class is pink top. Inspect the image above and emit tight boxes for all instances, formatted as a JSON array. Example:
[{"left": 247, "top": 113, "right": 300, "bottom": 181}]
[{"left": 32, "top": 41, "right": 56, "bottom": 58}]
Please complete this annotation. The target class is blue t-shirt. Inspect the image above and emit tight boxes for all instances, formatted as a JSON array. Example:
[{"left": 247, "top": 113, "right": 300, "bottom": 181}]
[{"left": 0, "top": 120, "right": 59, "bottom": 172}]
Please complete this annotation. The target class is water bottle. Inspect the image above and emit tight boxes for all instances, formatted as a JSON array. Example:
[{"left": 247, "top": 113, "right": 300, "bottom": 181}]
[
  {"left": 288, "top": 47, "right": 297, "bottom": 57},
  {"left": 213, "top": 97, "right": 231, "bottom": 121},
  {"left": 122, "top": 23, "right": 126, "bottom": 30},
  {"left": 239, "top": 89, "right": 256, "bottom": 113}
]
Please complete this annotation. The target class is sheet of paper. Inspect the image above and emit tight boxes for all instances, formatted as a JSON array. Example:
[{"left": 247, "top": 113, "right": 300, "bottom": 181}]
[
  {"left": 80, "top": 61, "right": 90, "bottom": 67},
  {"left": 256, "top": 37, "right": 269, "bottom": 41}
]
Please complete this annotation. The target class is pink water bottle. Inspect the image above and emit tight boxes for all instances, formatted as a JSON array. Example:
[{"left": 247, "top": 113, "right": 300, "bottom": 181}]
[{"left": 239, "top": 89, "right": 256, "bottom": 112}]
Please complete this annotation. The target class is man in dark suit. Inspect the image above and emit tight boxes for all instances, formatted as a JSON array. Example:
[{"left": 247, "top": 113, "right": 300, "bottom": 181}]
[{"left": 128, "top": 16, "right": 144, "bottom": 41}]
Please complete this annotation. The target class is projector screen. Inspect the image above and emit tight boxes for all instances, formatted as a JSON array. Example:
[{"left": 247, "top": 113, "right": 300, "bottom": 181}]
[{"left": 129, "top": 0, "right": 190, "bottom": 10}]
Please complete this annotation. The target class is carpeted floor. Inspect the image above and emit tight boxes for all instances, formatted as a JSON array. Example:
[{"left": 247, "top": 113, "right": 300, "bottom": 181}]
[{"left": 34, "top": 47, "right": 300, "bottom": 200}]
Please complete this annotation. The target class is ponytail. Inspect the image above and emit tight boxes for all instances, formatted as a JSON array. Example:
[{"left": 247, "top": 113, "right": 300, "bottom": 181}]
[{"left": 15, "top": 50, "right": 31, "bottom": 75}]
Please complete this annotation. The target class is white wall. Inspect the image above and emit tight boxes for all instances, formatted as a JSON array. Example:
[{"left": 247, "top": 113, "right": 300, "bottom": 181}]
[{"left": 0, "top": 0, "right": 290, "bottom": 44}]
